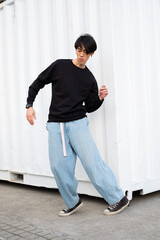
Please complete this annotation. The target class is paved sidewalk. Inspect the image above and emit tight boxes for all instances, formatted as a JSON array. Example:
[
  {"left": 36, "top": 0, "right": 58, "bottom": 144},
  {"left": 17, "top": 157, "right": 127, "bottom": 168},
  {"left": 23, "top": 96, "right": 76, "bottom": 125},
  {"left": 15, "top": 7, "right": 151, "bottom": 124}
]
[
  {"left": 0, "top": 180, "right": 160, "bottom": 240},
  {"left": 0, "top": 217, "right": 78, "bottom": 240}
]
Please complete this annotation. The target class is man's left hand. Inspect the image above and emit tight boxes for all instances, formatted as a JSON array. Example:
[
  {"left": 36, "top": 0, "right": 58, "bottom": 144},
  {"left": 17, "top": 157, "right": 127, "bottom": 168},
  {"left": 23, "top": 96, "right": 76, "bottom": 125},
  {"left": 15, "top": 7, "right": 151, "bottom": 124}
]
[{"left": 99, "top": 85, "right": 108, "bottom": 101}]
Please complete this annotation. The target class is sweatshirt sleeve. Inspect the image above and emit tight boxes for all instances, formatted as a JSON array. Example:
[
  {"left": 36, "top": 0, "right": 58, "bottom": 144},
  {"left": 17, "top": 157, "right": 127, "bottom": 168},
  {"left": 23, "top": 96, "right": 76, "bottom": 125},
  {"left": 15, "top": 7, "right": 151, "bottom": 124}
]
[
  {"left": 85, "top": 80, "right": 104, "bottom": 113},
  {"left": 26, "top": 61, "right": 57, "bottom": 105}
]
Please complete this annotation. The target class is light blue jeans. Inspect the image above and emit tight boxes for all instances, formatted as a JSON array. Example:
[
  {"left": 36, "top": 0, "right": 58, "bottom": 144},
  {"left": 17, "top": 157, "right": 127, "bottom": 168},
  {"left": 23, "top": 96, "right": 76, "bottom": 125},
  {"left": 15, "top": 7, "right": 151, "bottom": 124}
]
[{"left": 46, "top": 117, "right": 124, "bottom": 208}]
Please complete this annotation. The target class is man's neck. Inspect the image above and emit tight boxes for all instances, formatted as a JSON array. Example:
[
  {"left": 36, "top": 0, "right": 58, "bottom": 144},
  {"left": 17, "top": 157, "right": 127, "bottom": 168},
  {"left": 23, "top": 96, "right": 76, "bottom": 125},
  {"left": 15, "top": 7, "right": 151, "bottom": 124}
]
[{"left": 72, "top": 59, "right": 85, "bottom": 69}]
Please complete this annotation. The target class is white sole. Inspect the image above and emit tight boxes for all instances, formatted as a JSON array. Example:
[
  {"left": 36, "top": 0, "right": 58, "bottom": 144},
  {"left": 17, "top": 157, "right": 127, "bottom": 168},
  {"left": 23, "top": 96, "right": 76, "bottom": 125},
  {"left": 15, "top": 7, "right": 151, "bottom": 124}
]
[
  {"left": 59, "top": 202, "right": 83, "bottom": 217},
  {"left": 103, "top": 201, "right": 130, "bottom": 215}
]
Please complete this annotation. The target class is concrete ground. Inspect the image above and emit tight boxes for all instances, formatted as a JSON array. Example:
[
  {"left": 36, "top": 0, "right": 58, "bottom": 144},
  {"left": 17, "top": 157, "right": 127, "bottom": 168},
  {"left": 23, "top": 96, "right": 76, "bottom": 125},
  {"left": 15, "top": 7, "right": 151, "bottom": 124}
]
[{"left": 0, "top": 180, "right": 160, "bottom": 240}]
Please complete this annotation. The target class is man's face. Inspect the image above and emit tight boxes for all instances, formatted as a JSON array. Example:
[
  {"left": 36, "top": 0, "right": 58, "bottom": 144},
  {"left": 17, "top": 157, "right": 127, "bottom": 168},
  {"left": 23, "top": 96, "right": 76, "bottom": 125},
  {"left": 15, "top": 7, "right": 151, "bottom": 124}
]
[{"left": 75, "top": 45, "right": 94, "bottom": 66}]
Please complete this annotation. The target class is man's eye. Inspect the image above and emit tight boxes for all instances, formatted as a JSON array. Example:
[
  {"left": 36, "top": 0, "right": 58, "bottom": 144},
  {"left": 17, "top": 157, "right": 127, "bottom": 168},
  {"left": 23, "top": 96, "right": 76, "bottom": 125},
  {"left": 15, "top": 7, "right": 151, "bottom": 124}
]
[{"left": 78, "top": 49, "right": 81, "bottom": 52}]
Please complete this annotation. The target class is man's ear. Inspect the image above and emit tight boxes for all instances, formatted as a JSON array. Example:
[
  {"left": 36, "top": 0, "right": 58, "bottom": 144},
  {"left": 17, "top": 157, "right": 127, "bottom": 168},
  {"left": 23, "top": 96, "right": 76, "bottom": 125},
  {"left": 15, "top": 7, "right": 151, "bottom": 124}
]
[{"left": 91, "top": 52, "right": 94, "bottom": 57}]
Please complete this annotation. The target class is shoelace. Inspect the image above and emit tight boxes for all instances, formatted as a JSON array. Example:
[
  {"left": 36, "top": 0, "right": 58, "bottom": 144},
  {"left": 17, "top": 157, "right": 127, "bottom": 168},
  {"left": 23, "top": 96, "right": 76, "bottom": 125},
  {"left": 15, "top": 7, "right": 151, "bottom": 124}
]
[
  {"left": 63, "top": 209, "right": 68, "bottom": 212},
  {"left": 108, "top": 201, "right": 120, "bottom": 210}
]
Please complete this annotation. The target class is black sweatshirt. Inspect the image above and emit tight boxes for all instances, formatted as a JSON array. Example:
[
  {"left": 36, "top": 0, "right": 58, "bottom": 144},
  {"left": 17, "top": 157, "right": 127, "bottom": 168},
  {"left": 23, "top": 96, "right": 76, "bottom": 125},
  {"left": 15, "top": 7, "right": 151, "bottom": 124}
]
[{"left": 27, "top": 59, "right": 104, "bottom": 122}]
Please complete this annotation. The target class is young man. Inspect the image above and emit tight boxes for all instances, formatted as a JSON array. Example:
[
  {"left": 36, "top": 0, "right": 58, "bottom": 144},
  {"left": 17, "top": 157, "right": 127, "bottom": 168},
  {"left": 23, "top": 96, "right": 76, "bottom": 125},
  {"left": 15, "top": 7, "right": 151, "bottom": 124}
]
[{"left": 26, "top": 34, "right": 129, "bottom": 216}]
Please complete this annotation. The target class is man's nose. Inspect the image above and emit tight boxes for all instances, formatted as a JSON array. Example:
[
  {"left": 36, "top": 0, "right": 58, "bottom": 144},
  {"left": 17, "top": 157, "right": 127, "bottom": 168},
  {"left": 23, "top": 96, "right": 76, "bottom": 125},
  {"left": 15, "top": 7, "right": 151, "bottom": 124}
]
[{"left": 80, "top": 51, "right": 84, "bottom": 57}]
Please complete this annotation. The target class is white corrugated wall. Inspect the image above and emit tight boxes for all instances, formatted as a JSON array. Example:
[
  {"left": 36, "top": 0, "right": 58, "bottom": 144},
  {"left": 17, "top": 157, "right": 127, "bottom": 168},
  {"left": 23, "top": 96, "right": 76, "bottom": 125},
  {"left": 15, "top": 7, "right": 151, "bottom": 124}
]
[
  {"left": 111, "top": 0, "right": 160, "bottom": 198},
  {"left": 0, "top": 0, "right": 160, "bottom": 199}
]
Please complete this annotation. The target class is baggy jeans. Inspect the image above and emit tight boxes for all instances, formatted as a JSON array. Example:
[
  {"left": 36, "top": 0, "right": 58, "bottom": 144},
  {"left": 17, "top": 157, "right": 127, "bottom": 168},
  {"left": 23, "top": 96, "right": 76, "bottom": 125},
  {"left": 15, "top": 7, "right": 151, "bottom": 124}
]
[{"left": 46, "top": 117, "right": 124, "bottom": 208}]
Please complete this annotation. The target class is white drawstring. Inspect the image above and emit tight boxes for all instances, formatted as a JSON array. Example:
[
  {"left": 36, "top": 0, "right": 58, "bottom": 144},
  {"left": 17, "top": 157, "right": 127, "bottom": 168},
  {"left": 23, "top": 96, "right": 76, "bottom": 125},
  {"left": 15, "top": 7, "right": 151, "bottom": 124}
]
[{"left": 60, "top": 122, "right": 67, "bottom": 157}]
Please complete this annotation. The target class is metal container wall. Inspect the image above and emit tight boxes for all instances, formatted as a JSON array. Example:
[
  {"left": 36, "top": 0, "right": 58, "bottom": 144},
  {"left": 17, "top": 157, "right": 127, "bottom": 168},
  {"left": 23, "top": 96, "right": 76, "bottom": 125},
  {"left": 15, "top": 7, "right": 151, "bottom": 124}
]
[
  {"left": 111, "top": 0, "right": 160, "bottom": 198},
  {"left": 0, "top": 0, "right": 160, "bottom": 199}
]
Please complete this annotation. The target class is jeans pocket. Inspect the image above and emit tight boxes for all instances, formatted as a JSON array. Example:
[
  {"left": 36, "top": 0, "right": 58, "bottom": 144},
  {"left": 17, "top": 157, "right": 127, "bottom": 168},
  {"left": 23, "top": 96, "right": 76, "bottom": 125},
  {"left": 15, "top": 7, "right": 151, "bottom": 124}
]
[
  {"left": 85, "top": 117, "right": 89, "bottom": 125},
  {"left": 46, "top": 122, "right": 60, "bottom": 132}
]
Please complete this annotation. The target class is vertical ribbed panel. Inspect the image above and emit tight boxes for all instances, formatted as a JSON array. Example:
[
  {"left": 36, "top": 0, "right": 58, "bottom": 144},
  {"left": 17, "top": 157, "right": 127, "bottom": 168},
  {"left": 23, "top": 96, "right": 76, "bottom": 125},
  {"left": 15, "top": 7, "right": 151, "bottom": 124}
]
[
  {"left": 111, "top": 0, "right": 160, "bottom": 193},
  {"left": 1, "top": 3, "right": 16, "bottom": 172},
  {"left": 0, "top": 0, "right": 160, "bottom": 198},
  {"left": 0, "top": 7, "right": 9, "bottom": 170}
]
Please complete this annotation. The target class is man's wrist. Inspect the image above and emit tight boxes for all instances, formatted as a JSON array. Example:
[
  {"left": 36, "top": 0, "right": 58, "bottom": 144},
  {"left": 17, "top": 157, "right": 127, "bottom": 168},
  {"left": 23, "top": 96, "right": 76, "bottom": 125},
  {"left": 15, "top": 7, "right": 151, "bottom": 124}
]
[{"left": 26, "top": 103, "right": 33, "bottom": 109}]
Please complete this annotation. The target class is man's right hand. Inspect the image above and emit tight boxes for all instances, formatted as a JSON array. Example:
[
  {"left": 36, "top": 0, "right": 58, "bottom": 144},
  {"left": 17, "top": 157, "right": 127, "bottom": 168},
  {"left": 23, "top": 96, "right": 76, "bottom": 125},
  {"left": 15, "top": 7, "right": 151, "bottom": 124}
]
[{"left": 26, "top": 107, "right": 36, "bottom": 125}]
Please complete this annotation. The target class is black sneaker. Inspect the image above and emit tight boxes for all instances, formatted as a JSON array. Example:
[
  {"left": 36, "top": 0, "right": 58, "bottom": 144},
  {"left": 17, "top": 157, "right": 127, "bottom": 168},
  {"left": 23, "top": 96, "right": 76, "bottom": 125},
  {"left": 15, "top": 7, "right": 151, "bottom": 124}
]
[
  {"left": 103, "top": 196, "right": 129, "bottom": 215},
  {"left": 59, "top": 199, "right": 83, "bottom": 217}
]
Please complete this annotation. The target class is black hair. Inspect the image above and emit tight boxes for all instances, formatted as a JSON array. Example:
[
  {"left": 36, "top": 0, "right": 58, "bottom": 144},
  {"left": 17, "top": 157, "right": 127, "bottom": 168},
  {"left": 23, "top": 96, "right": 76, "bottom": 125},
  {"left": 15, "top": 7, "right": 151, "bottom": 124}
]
[{"left": 74, "top": 34, "right": 97, "bottom": 54}]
